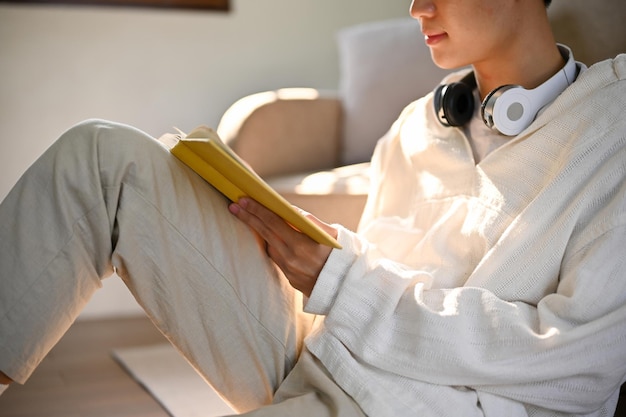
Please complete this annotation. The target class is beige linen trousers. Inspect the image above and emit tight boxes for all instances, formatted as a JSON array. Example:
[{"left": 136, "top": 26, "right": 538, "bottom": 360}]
[{"left": 0, "top": 119, "right": 365, "bottom": 417}]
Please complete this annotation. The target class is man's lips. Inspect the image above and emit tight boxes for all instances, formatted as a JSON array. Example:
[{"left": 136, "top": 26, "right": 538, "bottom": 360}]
[{"left": 424, "top": 32, "right": 447, "bottom": 46}]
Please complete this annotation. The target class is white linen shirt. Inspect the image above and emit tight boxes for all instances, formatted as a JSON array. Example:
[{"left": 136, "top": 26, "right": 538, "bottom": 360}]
[{"left": 304, "top": 55, "right": 626, "bottom": 416}]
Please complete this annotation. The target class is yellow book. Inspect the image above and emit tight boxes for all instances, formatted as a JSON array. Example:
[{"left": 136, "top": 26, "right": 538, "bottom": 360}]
[{"left": 162, "top": 126, "right": 341, "bottom": 249}]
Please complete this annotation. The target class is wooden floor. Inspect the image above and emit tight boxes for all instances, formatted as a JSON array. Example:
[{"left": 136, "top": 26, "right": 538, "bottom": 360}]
[{"left": 0, "top": 316, "right": 171, "bottom": 417}]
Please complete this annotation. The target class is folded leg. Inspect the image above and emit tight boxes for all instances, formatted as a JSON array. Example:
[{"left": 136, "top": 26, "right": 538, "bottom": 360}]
[{"left": 0, "top": 119, "right": 314, "bottom": 412}]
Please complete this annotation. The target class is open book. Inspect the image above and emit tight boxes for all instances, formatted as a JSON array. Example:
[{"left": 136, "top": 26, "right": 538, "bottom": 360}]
[{"left": 162, "top": 126, "right": 341, "bottom": 249}]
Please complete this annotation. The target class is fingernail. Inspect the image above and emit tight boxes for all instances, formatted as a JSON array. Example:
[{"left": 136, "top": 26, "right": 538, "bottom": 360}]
[{"left": 228, "top": 203, "right": 240, "bottom": 214}]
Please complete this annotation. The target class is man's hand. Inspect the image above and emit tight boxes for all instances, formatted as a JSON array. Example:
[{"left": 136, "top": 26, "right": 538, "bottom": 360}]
[{"left": 228, "top": 198, "right": 338, "bottom": 297}]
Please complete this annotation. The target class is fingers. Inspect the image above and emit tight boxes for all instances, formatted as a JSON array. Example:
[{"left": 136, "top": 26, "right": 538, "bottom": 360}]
[
  {"left": 228, "top": 198, "right": 292, "bottom": 248},
  {"left": 228, "top": 198, "right": 334, "bottom": 297}
]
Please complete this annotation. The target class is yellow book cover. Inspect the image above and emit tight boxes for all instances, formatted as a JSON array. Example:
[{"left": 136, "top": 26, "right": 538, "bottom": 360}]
[{"left": 162, "top": 126, "right": 341, "bottom": 249}]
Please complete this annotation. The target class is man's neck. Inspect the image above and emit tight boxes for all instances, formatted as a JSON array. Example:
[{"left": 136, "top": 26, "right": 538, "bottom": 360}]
[{"left": 473, "top": 12, "right": 564, "bottom": 100}]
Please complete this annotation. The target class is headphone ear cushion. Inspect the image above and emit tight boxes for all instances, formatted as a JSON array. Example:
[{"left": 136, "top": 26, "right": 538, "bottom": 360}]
[
  {"left": 434, "top": 84, "right": 448, "bottom": 126},
  {"left": 436, "top": 81, "right": 475, "bottom": 127}
]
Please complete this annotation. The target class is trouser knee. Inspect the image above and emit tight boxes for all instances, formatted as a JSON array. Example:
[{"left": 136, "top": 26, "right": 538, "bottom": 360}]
[
  {"left": 49, "top": 119, "right": 167, "bottom": 190},
  {"left": 56, "top": 119, "right": 156, "bottom": 157}
]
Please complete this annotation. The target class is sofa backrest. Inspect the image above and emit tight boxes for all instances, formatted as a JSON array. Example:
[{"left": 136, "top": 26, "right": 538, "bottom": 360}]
[{"left": 337, "top": 18, "right": 450, "bottom": 165}]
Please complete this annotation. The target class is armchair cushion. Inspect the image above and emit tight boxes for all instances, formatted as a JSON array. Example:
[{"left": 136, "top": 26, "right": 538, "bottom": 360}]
[{"left": 267, "top": 162, "right": 370, "bottom": 231}]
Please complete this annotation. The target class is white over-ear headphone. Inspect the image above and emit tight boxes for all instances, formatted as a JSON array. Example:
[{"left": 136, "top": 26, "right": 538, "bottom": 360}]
[{"left": 480, "top": 44, "right": 578, "bottom": 136}]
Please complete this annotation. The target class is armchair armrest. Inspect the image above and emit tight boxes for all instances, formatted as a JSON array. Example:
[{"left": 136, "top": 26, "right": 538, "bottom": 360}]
[{"left": 217, "top": 88, "right": 342, "bottom": 178}]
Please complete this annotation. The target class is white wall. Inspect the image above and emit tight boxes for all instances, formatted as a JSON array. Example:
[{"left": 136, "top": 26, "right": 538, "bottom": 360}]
[{"left": 0, "top": 0, "right": 409, "bottom": 319}]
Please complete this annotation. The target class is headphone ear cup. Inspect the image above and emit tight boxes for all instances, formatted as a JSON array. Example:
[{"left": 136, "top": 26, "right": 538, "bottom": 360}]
[
  {"left": 480, "top": 44, "right": 580, "bottom": 136},
  {"left": 434, "top": 81, "right": 475, "bottom": 127},
  {"left": 481, "top": 85, "right": 525, "bottom": 135}
]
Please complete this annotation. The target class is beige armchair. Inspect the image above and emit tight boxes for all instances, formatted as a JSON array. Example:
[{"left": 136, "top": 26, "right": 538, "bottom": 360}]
[{"left": 216, "top": 18, "right": 449, "bottom": 231}]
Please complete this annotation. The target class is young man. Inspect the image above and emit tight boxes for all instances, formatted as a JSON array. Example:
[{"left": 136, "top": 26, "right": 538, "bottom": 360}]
[{"left": 1, "top": 0, "right": 625, "bottom": 415}]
